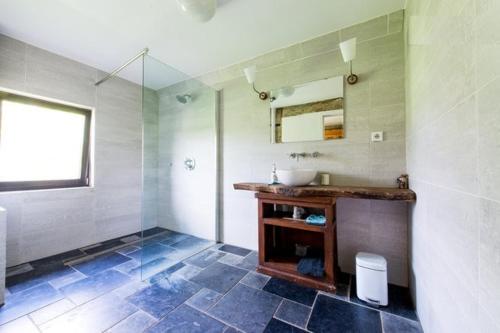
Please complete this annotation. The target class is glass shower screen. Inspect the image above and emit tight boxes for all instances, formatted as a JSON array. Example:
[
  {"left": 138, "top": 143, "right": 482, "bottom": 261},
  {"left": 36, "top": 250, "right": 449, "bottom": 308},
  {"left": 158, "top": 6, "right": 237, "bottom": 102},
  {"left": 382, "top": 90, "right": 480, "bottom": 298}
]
[{"left": 140, "top": 54, "right": 218, "bottom": 280}]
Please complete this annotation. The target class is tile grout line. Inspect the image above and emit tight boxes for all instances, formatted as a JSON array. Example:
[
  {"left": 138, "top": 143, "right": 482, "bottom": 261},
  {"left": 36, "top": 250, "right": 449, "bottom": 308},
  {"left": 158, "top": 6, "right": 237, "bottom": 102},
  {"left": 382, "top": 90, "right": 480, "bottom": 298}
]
[
  {"left": 272, "top": 298, "right": 312, "bottom": 331},
  {"left": 304, "top": 292, "right": 320, "bottom": 330},
  {"left": 410, "top": 178, "right": 500, "bottom": 205},
  {"left": 183, "top": 302, "right": 246, "bottom": 333},
  {"left": 27, "top": 314, "right": 43, "bottom": 333}
]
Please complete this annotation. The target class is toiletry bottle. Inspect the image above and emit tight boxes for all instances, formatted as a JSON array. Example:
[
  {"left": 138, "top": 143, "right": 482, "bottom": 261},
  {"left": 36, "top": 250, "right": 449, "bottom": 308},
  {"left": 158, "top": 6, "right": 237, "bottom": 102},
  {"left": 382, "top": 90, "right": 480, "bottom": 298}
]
[{"left": 270, "top": 163, "right": 279, "bottom": 185}]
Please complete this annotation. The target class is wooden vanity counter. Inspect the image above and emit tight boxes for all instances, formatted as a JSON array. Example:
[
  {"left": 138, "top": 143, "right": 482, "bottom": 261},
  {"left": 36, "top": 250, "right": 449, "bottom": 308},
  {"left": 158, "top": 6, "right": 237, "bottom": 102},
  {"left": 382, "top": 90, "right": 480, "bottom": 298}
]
[
  {"left": 233, "top": 182, "right": 416, "bottom": 202},
  {"left": 234, "top": 182, "right": 416, "bottom": 292}
]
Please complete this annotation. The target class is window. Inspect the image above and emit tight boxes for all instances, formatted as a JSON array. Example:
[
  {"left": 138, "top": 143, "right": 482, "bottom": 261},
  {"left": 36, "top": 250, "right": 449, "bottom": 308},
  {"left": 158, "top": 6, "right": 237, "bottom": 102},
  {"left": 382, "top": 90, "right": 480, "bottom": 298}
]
[{"left": 0, "top": 91, "right": 91, "bottom": 191}]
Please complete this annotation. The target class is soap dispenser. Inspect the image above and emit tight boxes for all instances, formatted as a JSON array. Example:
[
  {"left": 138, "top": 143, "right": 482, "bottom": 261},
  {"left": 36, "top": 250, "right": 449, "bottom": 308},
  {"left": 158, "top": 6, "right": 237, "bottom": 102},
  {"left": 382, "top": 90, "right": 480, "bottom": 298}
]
[{"left": 270, "top": 163, "right": 279, "bottom": 185}]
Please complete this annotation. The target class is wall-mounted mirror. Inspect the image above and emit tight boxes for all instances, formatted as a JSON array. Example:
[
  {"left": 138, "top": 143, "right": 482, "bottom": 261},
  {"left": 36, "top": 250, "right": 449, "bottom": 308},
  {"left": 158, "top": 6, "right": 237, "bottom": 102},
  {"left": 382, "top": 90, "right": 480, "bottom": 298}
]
[{"left": 270, "top": 76, "right": 344, "bottom": 143}]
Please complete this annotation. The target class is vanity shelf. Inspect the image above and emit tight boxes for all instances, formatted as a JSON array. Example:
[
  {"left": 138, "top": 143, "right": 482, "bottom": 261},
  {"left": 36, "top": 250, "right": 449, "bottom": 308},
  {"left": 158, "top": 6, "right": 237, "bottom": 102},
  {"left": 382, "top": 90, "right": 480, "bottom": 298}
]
[
  {"left": 256, "top": 193, "right": 337, "bottom": 292},
  {"left": 263, "top": 218, "right": 325, "bottom": 233}
]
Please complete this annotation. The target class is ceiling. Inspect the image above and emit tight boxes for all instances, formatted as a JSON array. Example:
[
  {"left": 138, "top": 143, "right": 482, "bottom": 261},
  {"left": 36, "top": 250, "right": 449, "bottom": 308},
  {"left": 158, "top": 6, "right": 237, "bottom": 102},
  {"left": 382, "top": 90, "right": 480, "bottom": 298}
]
[{"left": 0, "top": 0, "right": 405, "bottom": 86}]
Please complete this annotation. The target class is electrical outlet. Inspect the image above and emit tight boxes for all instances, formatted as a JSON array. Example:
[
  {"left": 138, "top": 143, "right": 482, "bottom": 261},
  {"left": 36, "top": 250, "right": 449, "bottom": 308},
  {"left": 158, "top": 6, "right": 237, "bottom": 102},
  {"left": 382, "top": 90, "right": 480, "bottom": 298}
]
[{"left": 371, "top": 131, "right": 384, "bottom": 142}]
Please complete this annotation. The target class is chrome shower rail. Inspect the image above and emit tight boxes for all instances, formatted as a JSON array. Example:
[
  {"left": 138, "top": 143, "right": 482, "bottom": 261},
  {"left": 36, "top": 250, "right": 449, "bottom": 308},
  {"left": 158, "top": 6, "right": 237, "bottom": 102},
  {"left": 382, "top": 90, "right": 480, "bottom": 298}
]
[{"left": 94, "top": 48, "right": 149, "bottom": 86}]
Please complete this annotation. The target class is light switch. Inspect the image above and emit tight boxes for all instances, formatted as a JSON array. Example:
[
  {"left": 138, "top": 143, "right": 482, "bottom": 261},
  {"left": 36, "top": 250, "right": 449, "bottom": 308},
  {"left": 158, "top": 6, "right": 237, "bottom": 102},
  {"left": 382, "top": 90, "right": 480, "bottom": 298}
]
[{"left": 371, "top": 131, "right": 384, "bottom": 142}]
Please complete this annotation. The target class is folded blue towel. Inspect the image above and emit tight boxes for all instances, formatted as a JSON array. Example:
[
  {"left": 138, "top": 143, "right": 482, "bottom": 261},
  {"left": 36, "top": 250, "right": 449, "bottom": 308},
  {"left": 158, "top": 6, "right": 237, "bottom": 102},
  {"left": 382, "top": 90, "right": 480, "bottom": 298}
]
[
  {"left": 305, "top": 215, "right": 326, "bottom": 225},
  {"left": 297, "top": 258, "right": 324, "bottom": 277}
]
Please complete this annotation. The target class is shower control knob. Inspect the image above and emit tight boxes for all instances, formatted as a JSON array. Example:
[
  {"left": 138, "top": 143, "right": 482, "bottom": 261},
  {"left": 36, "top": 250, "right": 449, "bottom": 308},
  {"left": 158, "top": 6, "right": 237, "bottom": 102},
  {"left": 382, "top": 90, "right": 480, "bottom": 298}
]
[{"left": 184, "top": 158, "right": 196, "bottom": 171}]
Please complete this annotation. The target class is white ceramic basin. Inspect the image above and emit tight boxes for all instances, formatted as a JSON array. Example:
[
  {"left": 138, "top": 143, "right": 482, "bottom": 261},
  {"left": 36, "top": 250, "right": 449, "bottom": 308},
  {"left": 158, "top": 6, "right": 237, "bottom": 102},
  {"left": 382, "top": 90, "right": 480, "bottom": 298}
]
[{"left": 276, "top": 169, "right": 317, "bottom": 186}]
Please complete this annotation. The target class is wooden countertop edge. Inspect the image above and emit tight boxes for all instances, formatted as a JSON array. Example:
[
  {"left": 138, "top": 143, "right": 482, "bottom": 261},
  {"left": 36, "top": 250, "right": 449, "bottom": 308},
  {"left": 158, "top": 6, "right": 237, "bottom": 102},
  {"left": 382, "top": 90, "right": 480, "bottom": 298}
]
[{"left": 233, "top": 183, "right": 416, "bottom": 202}]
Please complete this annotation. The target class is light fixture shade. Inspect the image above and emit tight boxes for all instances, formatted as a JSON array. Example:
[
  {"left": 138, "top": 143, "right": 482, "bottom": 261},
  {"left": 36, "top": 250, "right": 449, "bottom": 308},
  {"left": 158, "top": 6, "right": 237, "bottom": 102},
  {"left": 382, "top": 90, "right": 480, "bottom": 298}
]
[
  {"left": 339, "top": 38, "right": 357, "bottom": 62},
  {"left": 243, "top": 65, "right": 257, "bottom": 84},
  {"left": 176, "top": 0, "right": 217, "bottom": 22}
]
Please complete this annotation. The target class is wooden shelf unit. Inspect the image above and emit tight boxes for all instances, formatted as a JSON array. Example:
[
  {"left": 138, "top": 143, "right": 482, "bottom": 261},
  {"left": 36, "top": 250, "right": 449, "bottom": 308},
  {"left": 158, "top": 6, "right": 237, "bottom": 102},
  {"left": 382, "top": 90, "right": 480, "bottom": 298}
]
[{"left": 256, "top": 192, "right": 337, "bottom": 292}]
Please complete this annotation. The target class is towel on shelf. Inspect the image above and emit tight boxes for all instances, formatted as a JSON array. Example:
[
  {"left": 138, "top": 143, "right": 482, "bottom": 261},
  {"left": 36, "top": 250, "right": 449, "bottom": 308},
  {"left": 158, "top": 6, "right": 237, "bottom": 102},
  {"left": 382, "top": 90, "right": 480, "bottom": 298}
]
[
  {"left": 297, "top": 257, "right": 324, "bottom": 277},
  {"left": 305, "top": 215, "right": 326, "bottom": 225}
]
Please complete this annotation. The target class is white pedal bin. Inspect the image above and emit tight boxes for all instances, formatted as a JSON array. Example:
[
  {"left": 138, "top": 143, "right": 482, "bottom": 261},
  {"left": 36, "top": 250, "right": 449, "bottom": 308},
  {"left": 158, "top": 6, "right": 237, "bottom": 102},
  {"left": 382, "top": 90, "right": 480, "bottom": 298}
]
[{"left": 355, "top": 252, "right": 388, "bottom": 306}]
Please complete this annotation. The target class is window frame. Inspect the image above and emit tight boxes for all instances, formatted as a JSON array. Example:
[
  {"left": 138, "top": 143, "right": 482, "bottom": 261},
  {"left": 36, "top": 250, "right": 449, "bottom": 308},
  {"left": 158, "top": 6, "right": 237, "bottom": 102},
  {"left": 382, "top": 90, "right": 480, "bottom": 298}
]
[{"left": 0, "top": 90, "right": 92, "bottom": 192}]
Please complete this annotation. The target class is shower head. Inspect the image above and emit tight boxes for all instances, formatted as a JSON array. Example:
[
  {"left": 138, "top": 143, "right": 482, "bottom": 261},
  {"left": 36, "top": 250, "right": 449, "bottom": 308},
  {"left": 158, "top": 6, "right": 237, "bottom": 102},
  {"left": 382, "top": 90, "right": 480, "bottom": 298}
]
[{"left": 176, "top": 94, "right": 192, "bottom": 104}]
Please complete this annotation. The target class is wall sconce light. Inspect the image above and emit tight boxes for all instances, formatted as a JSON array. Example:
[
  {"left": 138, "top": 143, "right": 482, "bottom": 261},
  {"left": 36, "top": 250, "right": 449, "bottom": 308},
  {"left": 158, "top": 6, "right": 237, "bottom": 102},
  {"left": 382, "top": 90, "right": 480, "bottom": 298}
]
[
  {"left": 243, "top": 65, "right": 269, "bottom": 100},
  {"left": 339, "top": 37, "right": 358, "bottom": 84}
]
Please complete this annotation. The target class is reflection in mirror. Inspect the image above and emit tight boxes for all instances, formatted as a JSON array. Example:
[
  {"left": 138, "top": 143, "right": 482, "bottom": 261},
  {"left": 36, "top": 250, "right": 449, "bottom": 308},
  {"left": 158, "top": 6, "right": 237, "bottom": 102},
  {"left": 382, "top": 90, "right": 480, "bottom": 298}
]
[{"left": 270, "top": 76, "right": 344, "bottom": 143}]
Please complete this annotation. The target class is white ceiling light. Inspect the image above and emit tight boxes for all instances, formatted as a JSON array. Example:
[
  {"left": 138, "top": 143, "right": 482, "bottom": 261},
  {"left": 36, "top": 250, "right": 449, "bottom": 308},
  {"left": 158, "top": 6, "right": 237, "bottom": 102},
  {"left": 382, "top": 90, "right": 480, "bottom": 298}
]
[{"left": 176, "top": 0, "right": 217, "bottom": 22}]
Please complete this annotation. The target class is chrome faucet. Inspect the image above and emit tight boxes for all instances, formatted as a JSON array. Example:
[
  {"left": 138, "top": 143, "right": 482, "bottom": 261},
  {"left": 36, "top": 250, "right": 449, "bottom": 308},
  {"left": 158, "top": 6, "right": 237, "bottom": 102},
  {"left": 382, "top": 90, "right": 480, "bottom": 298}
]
[
  {"left": 289, "top": 152, "right": 320, "bottom": 161},
  {"left": 289, "top": 152, "right": 306, "bottom": 161}
]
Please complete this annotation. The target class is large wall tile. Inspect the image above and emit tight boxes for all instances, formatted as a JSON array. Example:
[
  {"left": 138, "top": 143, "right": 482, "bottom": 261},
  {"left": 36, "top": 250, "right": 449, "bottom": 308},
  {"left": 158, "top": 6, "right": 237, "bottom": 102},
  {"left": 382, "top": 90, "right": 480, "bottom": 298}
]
[
  {"left": 213, "top": 12, "right": 408, "bottom": 285},
  {"left": 477, "top": 78, "right": 500, "bottom": 202},
  {"left": 0, "top": 35, "right": 143, "bottom": 266},
  {"left": 405, "top": 0, "right": 495, "bottom": 332},
  {"left": 0, "top": 34, "right": 26, "bottom": 91}
]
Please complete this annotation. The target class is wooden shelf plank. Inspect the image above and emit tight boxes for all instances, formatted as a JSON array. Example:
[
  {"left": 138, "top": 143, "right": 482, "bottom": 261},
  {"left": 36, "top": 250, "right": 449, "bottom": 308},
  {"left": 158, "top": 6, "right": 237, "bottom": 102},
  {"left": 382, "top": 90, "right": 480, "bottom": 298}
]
[
  {"left": 263, "top": 218, "right": 326, "bottom": 232},
  {"left": 234, "top": 182, "right": 416, "bottom": 202}
]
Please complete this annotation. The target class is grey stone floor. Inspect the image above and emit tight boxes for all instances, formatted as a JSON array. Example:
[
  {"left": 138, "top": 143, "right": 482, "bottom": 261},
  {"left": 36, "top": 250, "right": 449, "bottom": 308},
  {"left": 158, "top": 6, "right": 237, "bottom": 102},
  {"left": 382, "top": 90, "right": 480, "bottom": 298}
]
[{"left": 0, "top": 229, "right": 422, "bottom": 332}]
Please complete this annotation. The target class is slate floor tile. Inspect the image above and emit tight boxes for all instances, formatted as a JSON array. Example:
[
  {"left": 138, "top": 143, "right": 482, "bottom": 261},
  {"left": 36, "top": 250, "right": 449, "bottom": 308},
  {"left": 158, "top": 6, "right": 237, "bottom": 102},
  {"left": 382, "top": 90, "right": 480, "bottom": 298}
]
[
  {"left": 31, "top": 249, "right": 85, "bottom": 268},
  {"left": 0, "top": 283, "right": 63, "bottom": 325},
  {"left": 113, "top": 259, "right": 141, "bottom": 277},
  {"left": 126, "top": 243, "right": 177, "bottom": 264},
  {"left": 263, "top": 278, "right": 317, "bottom": 306},
  {"left": 0, "top": 316, "right": 39, "bottom": 333},
  {"left": 7, "top": 263, "right": 76, "bottom": 294},
  {"left": 209, "top": 284, "right": 282, "bottom": 333},
  {"left": 106, "top": 310, "right": 157, "bottom": 333},
  {"left": 126, "top": 277, "right": 201, "bottom": 319},
  {"left": 190, "top": 262, "right": 247, "bottom": 294},
  {"left": 218, "top": 253, "right": 244, "bottom": 266},
  {"left": 147, "top": 262, "right": 186, "bottom": 284},
  {"left": 83, "top": 239, "right": 126, "bottom": 255},
  {"left": 39, "top": 293, "right": 137, "bottom": 333},
  {"left": 60, "top": 269, "right": 131, "bottom": 305},
  {"left": 128, "top": 257, "right": 177, "bottom": 280},
  {"left": 158, "top": 232, "right": 191, "bottom": 246},
  {"left": 6, "top": 263, "right": 33, "bottom": 278},
  {"left": 274, "top": 299, "right": 311, "bottom": 328},
  {"left": 350, "top": 277, "right": 417, "bottom": 320},
  {"left": 72, "top": 252, "right": 131, "bottom": 276},
  {"left": 48, "top": 270, "right": 87, "bottom": 290},
  {"left": 29, "top": 298, "right": 75, "bottom": 325},
  {"left": 186, "top": 288, "right": 222, "bottom": 311},
  {"left": 219, "top": 245, "right": 251, "bottom": 257},
  {"left": 146, "top": 304, "right": 226, "bottom": 333},
  {"left": 240, "top": 271, "right": 270, "bottom": 290},
  {"left": 184, "top": 250, "right": 226, "bottom": 268},
  {"left": 236, "top": 251, "right": 258, "bottom": 270},
  {"left": 264, "top": 319, "right": 307, "bottom": 333},
  {"left": 307, "top": 295, "right": 382, "bottom": 333},
  {"left": 381, "top": 312, "right": 423, "bottom": 333},
  {"left": 112, "top": 280, "right": 151, "bottom": 300},
  {"left": 169, "top": 236, "right": 213, "bottom": 253},
  {"left": 116, "top": 245, "right": 140, "bottom": 255},
  {"left": 171, "top": 264, "right": 202, "bottom": 280},
  {"left": 141, "top": 227, "right": 168, "bottom": 238}
]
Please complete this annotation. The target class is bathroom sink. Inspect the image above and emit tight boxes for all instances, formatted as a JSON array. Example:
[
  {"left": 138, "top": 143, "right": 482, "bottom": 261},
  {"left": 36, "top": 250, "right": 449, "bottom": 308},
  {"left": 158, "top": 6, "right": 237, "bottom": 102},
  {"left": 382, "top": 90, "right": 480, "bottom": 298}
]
[{"left": 276, "top": 169, "right": 317, "bottom": 186}]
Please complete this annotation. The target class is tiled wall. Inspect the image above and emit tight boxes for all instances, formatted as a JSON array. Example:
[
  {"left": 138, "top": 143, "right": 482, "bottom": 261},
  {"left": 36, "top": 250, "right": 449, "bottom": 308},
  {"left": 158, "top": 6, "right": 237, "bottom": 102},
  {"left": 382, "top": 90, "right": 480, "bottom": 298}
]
[
  {"left": 0, "top": 208, "right": 5, "bottom": 304},
  {"left": 199, "top": 11, "right": 409, "bottom": 286},
  {"left": 156, "top": 80, "right": 218, "bottom": 241},
  {"left": 143, "top": 88, "right": 160, "bottom": 230},
  {"left": 406, "top": 0, "right": 500, "bottom": 332},
  {"left": 0, "top": 34, "right": 143, "bottom": 266}
]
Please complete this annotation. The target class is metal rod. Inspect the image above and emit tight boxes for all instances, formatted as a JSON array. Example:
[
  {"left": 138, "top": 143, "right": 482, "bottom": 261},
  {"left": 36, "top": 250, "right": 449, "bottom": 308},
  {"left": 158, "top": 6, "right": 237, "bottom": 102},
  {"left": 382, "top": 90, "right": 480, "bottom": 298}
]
[{"left": 95, "top": 48, "right": 149, "bottom": 86}]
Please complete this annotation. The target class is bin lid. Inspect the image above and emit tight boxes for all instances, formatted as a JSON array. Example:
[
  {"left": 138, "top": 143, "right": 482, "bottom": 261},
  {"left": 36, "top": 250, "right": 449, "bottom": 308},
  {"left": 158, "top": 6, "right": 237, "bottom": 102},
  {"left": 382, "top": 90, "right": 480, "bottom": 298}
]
[{"left": 356, "top": 252, "right": 387, "bottom": 271}]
